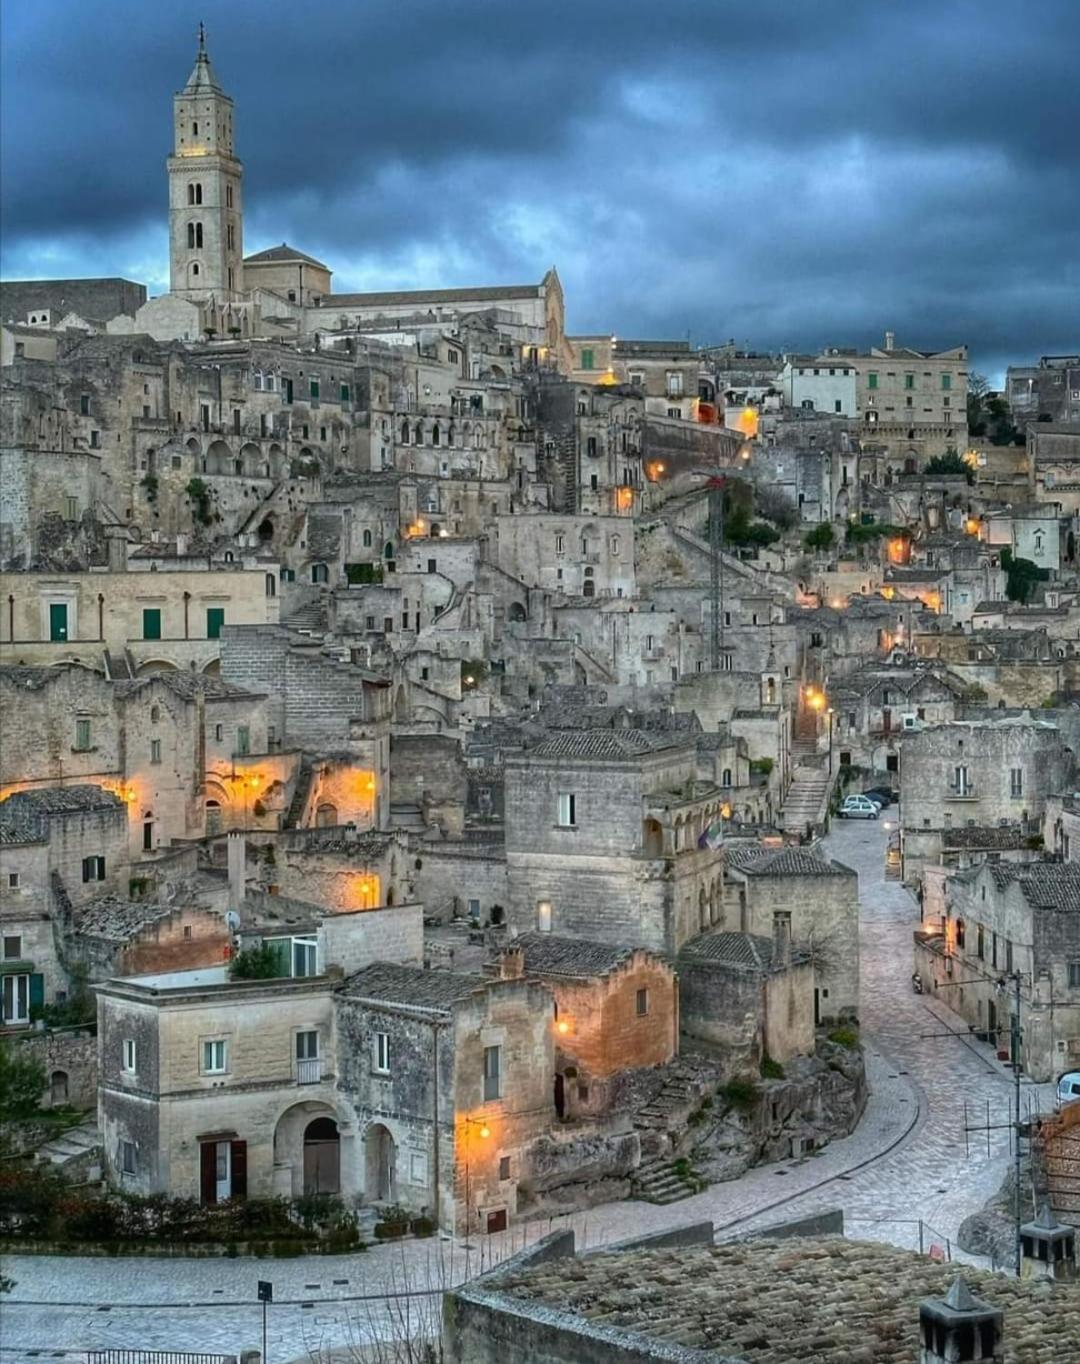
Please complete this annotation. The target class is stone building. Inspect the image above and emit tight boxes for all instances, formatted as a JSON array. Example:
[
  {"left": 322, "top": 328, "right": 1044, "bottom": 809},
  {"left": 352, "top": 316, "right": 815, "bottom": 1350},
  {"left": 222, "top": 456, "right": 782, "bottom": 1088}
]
[
  {"left": 498, "top": 935, "right": 678, "bottom": 1121},
  {"left": 335, "top": 960, "right": 556, "bottom": 1234},
  {"left": 914, "top": 859, "right": 1080, "bottom": 1082},
  {"left": 504, "top": 729, "right": 728, "bottom": 955},
  {"left": 1007, "top": 355, "right": 1080, "bottom": 427},
  {"left": 723, "top": 846, "right": 859, "bottom": 1023},
  {"left": 1029, "top": 424, "right": 1080, "bottom": 512},
  {"left": 0, "top": 785, "right": 129, "bottom": 1023},
  {"left": 848, "top": 332, "right": 969, "bottom": 465},
  {"left": 828, "top": 662, "right": 967, "bottom": 775},
  {"left": 900, "top": 716, "right": 1075, "bottom": 884}
]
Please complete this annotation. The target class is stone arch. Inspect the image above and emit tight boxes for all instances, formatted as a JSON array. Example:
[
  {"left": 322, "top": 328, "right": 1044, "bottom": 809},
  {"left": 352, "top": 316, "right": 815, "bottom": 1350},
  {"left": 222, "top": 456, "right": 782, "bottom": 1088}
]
[
  {"left": 202, "top": 658, "right": 221, "bottom": 675},
  {"left": 49, "top": 1070, "right": 69, "bottom": 1105},
  {"left": 316, "top": 801, "right": 338, "bottom": 827},
  {"left": 205, "top": 439, "right": 233, "bottom": 476},
  {"left": 257, "top": 515, "right": 275, "bottom": 543},
  {"left": 268, "top": 443, "right": 285, "bottom": 478},
  {"left": 186, "top": 437, "right": 201, "bottom": 457},
  {"left": 364, "top": 1121, "right": 397, "bottom": 1203},
  {"left": 273, "top": 1099, "right": 346, "bottom": 1198},
  {"left": 135, "top": 659, "right": 178, "bottom": 675},
  {"left": 239, "top": 442, "right": 262, "bottom": 477},
  {"left": 508, "top": 601, "right": 527, "bottom": 623},
  {"left": 304, "top": 1116, "right": 340, "bottom": 1194}
]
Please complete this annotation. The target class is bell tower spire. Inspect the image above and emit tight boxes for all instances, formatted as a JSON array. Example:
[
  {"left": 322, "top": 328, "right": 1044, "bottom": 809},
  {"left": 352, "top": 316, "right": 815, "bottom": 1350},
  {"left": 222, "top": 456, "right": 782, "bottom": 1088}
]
[{"left": 167, "top": 26, "right": 243, "bottom": 301}]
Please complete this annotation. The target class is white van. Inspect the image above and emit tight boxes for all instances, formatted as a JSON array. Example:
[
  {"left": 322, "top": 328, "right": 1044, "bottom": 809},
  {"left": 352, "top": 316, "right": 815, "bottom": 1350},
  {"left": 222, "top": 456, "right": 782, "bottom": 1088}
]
[{"left": 1058, "top": 1072, "right": 1080, "bottom": 1105}]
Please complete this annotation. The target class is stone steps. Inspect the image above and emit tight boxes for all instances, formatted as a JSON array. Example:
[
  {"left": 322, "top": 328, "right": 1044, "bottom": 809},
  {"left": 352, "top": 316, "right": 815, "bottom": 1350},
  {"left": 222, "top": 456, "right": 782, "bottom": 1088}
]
[
  {"left": 37, "top": 1119, "right": 101, "bottom": 1168},
  {"left": 632, "top": 1159, "right": 698, "bottom": 1205}
]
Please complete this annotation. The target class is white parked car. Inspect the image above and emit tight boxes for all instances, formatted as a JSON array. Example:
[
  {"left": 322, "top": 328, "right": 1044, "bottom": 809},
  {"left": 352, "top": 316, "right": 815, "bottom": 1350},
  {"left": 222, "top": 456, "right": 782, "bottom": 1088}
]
[
  {"left": 838, "top": 795, "right": 880, "bottom": 820},
  {"left": 1058, "top": 1072, "right": 1080, "bottom": 1105}
]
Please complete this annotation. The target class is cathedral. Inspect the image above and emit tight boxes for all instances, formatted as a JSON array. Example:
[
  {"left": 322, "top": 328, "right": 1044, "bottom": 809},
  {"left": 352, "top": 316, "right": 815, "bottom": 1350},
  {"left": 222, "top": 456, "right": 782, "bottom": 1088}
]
[{"left": 105, "top": 28, "right": 567, "bottom": 362}]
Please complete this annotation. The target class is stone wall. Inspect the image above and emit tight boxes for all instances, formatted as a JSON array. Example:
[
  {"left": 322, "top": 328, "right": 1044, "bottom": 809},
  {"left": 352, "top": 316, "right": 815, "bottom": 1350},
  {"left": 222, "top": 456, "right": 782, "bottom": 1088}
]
[{"left": 16, "top": 1026, "right": 98, "bottom": 1109}]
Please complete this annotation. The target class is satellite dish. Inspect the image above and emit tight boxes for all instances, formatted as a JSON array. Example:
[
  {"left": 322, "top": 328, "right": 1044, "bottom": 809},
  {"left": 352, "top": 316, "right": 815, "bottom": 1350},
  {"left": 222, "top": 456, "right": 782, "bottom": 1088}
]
[{"left": 225, "top": 909, "right": 241, "bottom": 932}]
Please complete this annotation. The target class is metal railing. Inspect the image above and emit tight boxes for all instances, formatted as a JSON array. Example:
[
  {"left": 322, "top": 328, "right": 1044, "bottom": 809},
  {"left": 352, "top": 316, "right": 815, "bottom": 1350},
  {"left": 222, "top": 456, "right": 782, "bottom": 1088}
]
[
  {"left": 87, "top": 1353, "right": 237, "bottom": 1364},
  {"left": 297, "top": 1056, "right": 322, "bottom": 1085}
]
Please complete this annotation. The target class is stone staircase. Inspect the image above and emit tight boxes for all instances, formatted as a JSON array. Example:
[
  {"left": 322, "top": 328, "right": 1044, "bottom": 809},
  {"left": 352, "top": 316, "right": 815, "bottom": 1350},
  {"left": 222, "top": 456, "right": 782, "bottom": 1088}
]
[
  {"left": 37, "top": 1118, "right": 102, "bottom": 1178},
  {"left": 284, "top": 759, "right": 314, "bottom": 829},
  {"left": 284, "top": 599, "right": 328, "bottom": 635},
  {"left": 632, "top": 1155, "right": 699, "bottom": 1205},
  {"left": 781, "top": 763, "right": 832, "bottom": 834}
]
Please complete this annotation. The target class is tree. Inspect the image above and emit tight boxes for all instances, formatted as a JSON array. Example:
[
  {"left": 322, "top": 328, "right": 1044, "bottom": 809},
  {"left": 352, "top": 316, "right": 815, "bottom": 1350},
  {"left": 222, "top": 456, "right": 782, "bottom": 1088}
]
[
  {"left": 925, "top": 452, "right": 972, "bottom": 482},
  {"left": 803, "top": 524, "right": 834, "bottom": 550},
  {"left": 753, "top": 485, "right": 796, "bottom": 530},
  {"left": 0, "top": 1042, "right": 45, "bottom": 1120},
  {"left": 1000, "top": 548, "right": 1048, "bottom": 604},
  {"left": 229, "top": 942, "right": 286, "bottom": 980}
]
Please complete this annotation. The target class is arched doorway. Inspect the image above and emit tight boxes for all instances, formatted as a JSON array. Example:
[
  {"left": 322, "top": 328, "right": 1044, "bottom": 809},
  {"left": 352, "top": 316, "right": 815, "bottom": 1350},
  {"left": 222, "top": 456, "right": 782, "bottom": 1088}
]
[
  {"left": 205, "top": 800, "right": 222, "bottom": 834},
  {"left": 365, "top": 1122, "right": 396, "bottom": 1203},
  {"left": 50, "top": 1070, "right": 69, "bottom": 1105},
  {"left": 304, "top": 1116, "right": 340, "bottom": 1194},
  {"left": 316, "top": 802, "right": 338, "bottom": 827}
]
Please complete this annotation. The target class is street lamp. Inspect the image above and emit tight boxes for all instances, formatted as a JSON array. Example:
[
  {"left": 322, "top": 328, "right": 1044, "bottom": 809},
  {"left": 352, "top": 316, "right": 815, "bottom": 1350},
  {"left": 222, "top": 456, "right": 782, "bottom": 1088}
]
[{"left": 461, "top": 1117, "right": 491, "bottom": 1239}]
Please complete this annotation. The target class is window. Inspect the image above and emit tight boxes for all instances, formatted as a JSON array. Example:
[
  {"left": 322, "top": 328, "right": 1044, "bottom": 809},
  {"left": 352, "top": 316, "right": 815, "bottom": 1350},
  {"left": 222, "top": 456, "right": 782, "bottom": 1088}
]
[
  {"left": 122, "top": 1038, "right": 136, "bottom": 1073},
  {"left": 236, "top": 725, "right": 250, "bottom": 756},
  {"left": 666, "top": 371, "right": 684, "bottom": 397},
  {"left": 610, "top": 535, "right": 620, "bottom": 555},
  {"left": 537, "top": 900, "right": 552, "bottom": 932},
  {"left": 555, "top": 533, "right": 565, "bottom": 554},
  {"left": 483, "top": 1044, "right": 502, "bottom": 1101},
  {"left": 142, "top": 608, "right": 161, "bottom": 640},
  {"left": 373, "top": 1031, "right": 390, "bottom": 1074},
  {"left": 3, "top": 936, "right": 22, "bottom": 960},
  {"left": 953, "top": 765, "right": 970, "bottom": 796},
  {"left": 581, "top": 348, "right": 594, "bottom": 371},
  {"left": 82, "top": 856, "right": 106, "bottom": 883},
  {"left": 636, "top": 988, "right": 649, "bottom": 1016},
  {"left": 977, "top": 924, "right": 985, "bottom": 960},
  {"left": 80, "top": 393, "right": 91, "bottom": 416},
  {"left": 296, "top": 1030, "right": 319, "bottom": 1082},
  {"left": 120, "top": 1140, "right": 137, "bottom": 1176},
  {"left": 214, "top": 723, "right": 223, "bottom": 742},
  {"left": 6, "top": 874, "right": 19, "bottom": 890},
  {"left": 904, "top": 374, "right": 914, "bottom": 390},
  {"left": 292, "top": 937, "right": 317, "bottom": 977},
  {"left": 309, "top": 379, "right": 320, "bottom": 401},
  {"left": 74, "top": 718, "right": 91, "bottom": 750},
  {"left": 1069, "top": 962, "right": 1080, "bottom": 989},
  {"left": 206, "top": 607, "right": 225, "bottom": 639},
  {"left": 867, "top": 372, "right": 878, "bottom": 390},
  {"left": 1010, "top": 768, "right": 1023, "bottom": 798},
  {"left": 557, "top": 792, "right": 576, "bottom": 827},
  {"left": 150, "top": 739, "right": 162, "bottom": 765},
  {"left": 90, "top": 429, "right": 100, "bottom": 448},
  {"left": 834, "top": 399, "right": 842, "bottom": 413},
  {"left": 942, "top": 374, "right": 952, "bottom": 391},
  {"left": 956, "top": 919, "right": 966, "bottom": 950},
  {"left": 202, "top": 1039, "right": 228, "bottom": 1074},
  {"left": 311, "top": 563, "right": 329, "bottom": 584},
  {"left": 499, "top": 1155, "right": 511, "bottom": 1181}
]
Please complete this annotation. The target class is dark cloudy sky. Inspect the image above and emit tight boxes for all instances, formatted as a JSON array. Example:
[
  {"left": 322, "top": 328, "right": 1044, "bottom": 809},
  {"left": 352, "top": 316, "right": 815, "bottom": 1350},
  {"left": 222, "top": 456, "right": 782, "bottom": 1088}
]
[{"left": 2, "top": 1, "right": 1077, "bottom": 380}]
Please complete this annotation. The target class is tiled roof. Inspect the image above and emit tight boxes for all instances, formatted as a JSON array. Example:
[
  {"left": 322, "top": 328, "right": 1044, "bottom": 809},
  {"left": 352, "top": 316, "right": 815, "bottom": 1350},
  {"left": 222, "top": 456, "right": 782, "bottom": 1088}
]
[
  {"left": 0, "top": 808, "right": 47, "bottom": 845},
  {"left": 318, "top": 283, "right": 544, "bottom": 309},
  {"left": 0, "top": 785, "right": 123, "bottom": 816},
  {"left": 526, "top": 729, "right": 682, "bottom": 761},
  {"left": 244, "top": 242, "right": 330, "bottom": 269},
  {"left": 512, "top": 933, "right": 639, "bottom": 978},
  {"left": 340, "top": 962, "right": 485, "bottom": 1011},
  {"left": 987, "top": 862, "right": 1080, "bottom": 913},
  {"left": 492, "top": 1237, "right": 1079, "bottom": 1362},
  {"left": 679, "top": 932, "right": 777, "bottom": 970},
  {"left": 116, "top": 672, "right": 259, "bottom": 700},
  {"left": 726, "top": 846, "right": 851, "bottom": 878},
  {"left": 942, "top": 826, "right": 1030, "bottom": 850},
  {"left": 73, "top": 897, "right": 208, "bottom": 943}
]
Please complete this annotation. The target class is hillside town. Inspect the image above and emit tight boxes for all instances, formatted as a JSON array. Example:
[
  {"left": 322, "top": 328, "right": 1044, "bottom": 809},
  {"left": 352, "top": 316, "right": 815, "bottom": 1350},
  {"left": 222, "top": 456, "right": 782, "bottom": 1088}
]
[{"left": 1, "top": 27, "right": 1079, "bottom": 1364}]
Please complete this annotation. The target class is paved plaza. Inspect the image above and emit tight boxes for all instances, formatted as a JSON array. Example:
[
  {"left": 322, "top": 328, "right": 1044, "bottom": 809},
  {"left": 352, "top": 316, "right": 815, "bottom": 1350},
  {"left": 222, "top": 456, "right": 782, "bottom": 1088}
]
[{"left": 0, "top": 817, "right": 1056, "bottom": 1361}]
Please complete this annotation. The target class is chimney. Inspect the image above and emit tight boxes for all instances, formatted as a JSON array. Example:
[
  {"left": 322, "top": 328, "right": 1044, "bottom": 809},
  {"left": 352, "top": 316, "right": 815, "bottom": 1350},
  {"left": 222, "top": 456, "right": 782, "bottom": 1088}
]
[
  {"left": 499, "top": 944, "right": 525, "bottom": 980},
  {"left": 918, "top": 1276, "right": 1003, "bottom": 1364},
  {"left": 227, "top": 830, "right": 246, "bottom": 913},
  {"left": 772, "top": 911, "right": 791, "bottom": 970},
  {"left": 1020, "top": 1202, "right": 1077, "bottom": 1280},
  {"left": 884, "top": 330, "right": 895, "bottom": 352}
]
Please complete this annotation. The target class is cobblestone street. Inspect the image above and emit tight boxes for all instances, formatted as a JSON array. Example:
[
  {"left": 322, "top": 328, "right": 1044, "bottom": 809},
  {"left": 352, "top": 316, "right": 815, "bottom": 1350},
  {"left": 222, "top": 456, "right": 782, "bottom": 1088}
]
[{"left": 0, "top": 817, "right": 1057, "bottom": 1360}]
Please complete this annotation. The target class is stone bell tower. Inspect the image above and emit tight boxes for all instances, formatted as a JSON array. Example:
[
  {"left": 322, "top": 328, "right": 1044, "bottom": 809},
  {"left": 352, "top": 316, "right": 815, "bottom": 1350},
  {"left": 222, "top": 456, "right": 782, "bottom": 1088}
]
[{"left": 167, "top": 24, "right": 243, "bottom": 301}]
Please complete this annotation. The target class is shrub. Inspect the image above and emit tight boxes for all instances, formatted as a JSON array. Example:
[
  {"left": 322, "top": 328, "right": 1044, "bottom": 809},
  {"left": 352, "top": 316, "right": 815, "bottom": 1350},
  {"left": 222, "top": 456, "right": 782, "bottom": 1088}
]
[
  {"left": 344, "top": 563, "right": 383, "bottom": 585},
  {"left": 828, "top": 1027, "right": 859, "bottom": 1049},
  {"left": 185, "top": 478, "right": 213, "bottom": 526},
  {"left": 410, "top": 1216, "right": 436, "bottom": 1238},
  {"left": 718, "top": 1079, "right": 759, "bottom": 1113},
  {"left": 140, "top": 474, "right": 158, "bottom": 501},
  {"left": 760, "top": 1054, "right": 785, "bottom": 1081},
  {"left": 229, "top": 942, "right": 285, "bottom": 980}
]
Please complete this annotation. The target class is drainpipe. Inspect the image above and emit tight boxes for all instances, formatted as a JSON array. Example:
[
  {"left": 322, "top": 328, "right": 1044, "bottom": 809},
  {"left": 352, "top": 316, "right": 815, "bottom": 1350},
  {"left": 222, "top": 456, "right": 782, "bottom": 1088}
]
[
  {"left": 183, "top": 591, "right": 191, "bottom": 640},
  {"left": 431, "top": 1020, "right": 441, "bottom": 1230},
  {"left": 97, "top": 593, "right": 104, "bottom": 641}
]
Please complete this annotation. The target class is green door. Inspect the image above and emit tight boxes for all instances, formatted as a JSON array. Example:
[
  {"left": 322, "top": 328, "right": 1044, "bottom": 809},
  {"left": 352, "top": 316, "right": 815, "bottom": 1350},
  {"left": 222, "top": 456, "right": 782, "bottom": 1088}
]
[
  {"left": 206, "top": 607, "right": 225, "bottom": 639},
  {"left": 49, "top": 603, "right": 68, "bottom": 641},
  {"left": 142, "top": 608, "right": 161, "bottom": 640}
]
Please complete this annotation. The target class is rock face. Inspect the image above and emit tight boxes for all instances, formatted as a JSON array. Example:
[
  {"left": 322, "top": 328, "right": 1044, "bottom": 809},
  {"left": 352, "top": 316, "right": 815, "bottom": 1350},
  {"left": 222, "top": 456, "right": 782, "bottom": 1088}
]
[{"left": 519, "top": 1130, "right": 640, "bottom": 1215}]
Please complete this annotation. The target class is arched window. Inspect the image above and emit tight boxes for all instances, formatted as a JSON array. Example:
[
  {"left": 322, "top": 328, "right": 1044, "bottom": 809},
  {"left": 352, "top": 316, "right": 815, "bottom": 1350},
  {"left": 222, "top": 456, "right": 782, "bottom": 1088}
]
[
  {"left": 722, "top": 768, "right": 732, "bottom": 787},
  {"left": 400, "top": 420, "right": 410, "bottom": 445},
  {"left": 265, "top": 573, "right": 276, "bottom": 597},
  {"left": 188, "top": 183, "right": 203, "bottom": 206},
  {"left": 384, "top": 541, "right": 395, "bottom": 560},
  {"left": 150, "top": 705, "right": 160, "bottom": 723},
  {"left": 187, "top": 222, "right": 203, "bottom": 249},
  {"left": 191, "top": 263, "right": 199, "bottom": 276},
  {"left": 414, "top": 421, "right": 423, "bottom": 445},
  {"left": 362, "top": 529, "right": 372, "bottom": 547},
  {"left": 432, "top": 423, "right": 441, "bottom": 447}
]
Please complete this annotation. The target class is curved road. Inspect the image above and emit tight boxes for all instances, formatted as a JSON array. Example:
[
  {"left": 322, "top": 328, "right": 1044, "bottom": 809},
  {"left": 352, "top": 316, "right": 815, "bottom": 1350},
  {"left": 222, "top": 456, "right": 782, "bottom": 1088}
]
[{"left": 1, "top": 818, "right": 1054, "bottom": 1361}]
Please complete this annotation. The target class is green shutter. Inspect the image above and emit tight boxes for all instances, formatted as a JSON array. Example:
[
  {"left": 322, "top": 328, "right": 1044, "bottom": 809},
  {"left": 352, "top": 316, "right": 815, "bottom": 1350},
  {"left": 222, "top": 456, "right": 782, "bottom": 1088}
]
[
  {"left": 49, "top": 603, "right": 69, "bottom": 641},
  {"left": 581, "top": 348, "right": 594, "bottom": 371},
  {"left": 867, "top": 372, "right": 878, "bottom": 390},
  {"left": 29, "top": 974, "right": 44, "bottom": 1010},
  {"left": 206, "top": 607, "right": 225, "bottom": 639},
  {"left": 310, "top": 379, "right": 320, "bottom": 400},
  {"left": 142, "top": 608, "right": 161, "bottom": 640},
  {"left": 942, "top": 373, "right": 952, "bottom": 391},
  {"left": 340, "top": 383, "right": 350, "bottom": 403},
  {"left": 266, "top": 938, "right": 291, "bottom": 976}
]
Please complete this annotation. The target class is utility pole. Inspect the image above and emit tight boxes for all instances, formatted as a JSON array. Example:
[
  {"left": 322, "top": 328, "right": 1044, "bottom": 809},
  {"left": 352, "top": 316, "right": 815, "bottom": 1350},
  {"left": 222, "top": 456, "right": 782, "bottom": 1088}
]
[
  {"left": 709, "top": 476, "right": 725, "bottom": 669},
  {"left": 1010, "top": 969, "right": 1022, "bottom": 1279}
]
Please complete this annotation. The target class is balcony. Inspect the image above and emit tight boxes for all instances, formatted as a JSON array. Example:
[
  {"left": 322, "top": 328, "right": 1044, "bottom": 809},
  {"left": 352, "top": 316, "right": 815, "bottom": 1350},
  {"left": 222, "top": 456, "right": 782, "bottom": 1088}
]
[
  {"left": 296, "top": 1057, "right": 322, "bottom": 1085},
  {"left": 946, "top": 785, "right": 977, "bottom": 801}
]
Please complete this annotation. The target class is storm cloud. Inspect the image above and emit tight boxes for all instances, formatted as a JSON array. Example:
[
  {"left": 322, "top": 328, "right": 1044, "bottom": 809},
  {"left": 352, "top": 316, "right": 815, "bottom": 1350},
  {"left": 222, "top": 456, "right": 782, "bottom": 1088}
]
[{"left": 2, "top": 0, "right": 1077, "bottom": 377}]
